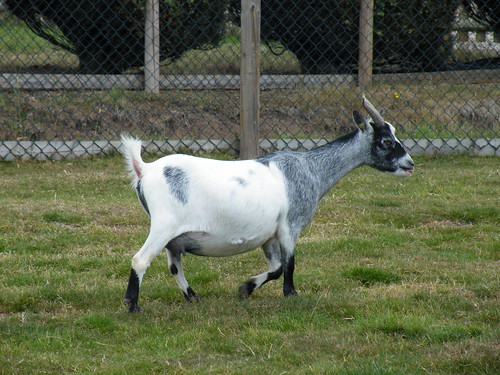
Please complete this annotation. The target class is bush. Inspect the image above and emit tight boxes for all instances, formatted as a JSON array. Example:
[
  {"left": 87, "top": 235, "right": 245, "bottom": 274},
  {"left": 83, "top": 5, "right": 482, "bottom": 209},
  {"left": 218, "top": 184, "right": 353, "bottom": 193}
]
[
  {"left": 229, "top": 0, "right": 497, "bottom": 73},
  {"left": 5, "top": 0, "right": 229, "bottom": 74}
]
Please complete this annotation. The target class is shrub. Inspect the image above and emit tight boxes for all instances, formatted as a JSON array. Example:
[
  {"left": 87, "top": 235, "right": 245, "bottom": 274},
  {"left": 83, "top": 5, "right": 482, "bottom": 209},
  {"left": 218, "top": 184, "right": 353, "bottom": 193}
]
[{"left": 5, "top": 0, "right": 229, "bottom": 73}]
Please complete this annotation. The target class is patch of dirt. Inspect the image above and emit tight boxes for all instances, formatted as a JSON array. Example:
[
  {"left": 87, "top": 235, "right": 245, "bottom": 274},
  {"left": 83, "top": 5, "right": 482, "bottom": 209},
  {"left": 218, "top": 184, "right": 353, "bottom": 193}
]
[
  {"left": 0, "top": 89, "right": 355, "bottom": 143},
  {"left": 423, "top": 220, "right": 473, "bottom": 228}
]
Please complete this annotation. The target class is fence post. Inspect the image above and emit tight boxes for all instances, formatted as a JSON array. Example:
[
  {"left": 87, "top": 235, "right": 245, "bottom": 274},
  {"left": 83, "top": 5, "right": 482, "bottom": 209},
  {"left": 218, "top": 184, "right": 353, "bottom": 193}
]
[
  {"left": 145, "top": 0, "right": 160, "bottom": 93},
  {"left": 240, "top": 0, "right": 261, "bottom": 159},
  {"left": 358, "top": 0, "right": 374, "bottom": 88}
]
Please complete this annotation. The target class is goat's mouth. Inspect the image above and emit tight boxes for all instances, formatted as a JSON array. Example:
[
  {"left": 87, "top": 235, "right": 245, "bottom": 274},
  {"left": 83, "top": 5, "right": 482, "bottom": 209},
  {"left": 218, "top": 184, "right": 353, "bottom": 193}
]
[
  {"left": 399, "top": 165, "right": 414, "bottom": 176},
  {"left": 399, "top": 157, "right": 415, "bottom": 176}
]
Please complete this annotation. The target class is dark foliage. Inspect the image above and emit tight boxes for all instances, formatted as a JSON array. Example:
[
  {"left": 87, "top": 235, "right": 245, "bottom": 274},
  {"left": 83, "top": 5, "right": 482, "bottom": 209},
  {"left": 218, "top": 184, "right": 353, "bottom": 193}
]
[
  {"left": 5, "top": 0, "right": 229, "bottom": 74},
  {"left": 464, "top": 0, "right": 499, "bottom": 33},
  {"left": 229, "top": 0, "right": 499, "bottom": 73},
  {"left": 5, "top": 0, "right": 498, "bottom": 74}
]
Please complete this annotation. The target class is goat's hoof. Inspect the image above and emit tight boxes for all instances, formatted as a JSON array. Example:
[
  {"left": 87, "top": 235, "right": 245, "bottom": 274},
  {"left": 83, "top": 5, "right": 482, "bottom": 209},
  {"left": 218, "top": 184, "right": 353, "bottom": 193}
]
[
  {"left": 183, "top": 287, "right": 199, "bottom": 303},
  {"left": 284, "top": 289, "right": 298, "bottom": 297},
  {"left": 129, "top": 305, "right": 142, "bottom": 313},
  {"left": 188, "top": 296, "right": 201, "bottom": 303},
  {"left": 238, "top": 282, "right": 255, "bottom": 298},
  {"left": 185, "top": 295, "right": 201, "bottom": 303},
  {"left": 124, "top": 298, "right": 142, "bottom": 313}
]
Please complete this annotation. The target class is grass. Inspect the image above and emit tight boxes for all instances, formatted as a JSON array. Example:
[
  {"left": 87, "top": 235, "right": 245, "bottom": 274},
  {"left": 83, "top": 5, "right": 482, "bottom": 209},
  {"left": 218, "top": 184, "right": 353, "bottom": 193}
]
[
  {"left": 343, "top": 267, "right": 402, "bottom": 286},
  {"left": 0, "top": 154, "right": 498, "bottom": 374}
]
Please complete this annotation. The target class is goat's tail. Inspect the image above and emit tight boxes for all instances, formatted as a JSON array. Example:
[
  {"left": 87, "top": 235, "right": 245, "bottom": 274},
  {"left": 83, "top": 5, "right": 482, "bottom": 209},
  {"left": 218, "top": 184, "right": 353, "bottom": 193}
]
[{"left": 121, "top": 135, "right": 146, "bottom": 186}]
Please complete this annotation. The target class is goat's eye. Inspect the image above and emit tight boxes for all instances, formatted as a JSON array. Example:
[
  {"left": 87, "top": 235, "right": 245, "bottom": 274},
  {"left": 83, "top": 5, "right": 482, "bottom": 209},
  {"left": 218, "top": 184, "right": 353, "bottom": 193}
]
[{"left": 383, "top": 139, "right": 394, "bottom": 147}]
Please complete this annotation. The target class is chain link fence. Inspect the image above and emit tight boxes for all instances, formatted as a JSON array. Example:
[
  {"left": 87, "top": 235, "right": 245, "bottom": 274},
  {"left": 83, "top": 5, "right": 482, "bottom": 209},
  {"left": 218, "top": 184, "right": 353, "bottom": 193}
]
[{"left": 0, "top": 0, "right": 498, "bottom": 160}]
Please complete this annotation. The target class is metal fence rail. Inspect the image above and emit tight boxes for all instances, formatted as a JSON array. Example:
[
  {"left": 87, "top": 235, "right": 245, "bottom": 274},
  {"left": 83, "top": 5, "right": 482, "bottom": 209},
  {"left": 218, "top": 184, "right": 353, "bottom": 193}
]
[{"left": 0, "top": 0, "right": 498, "bottom": 160}]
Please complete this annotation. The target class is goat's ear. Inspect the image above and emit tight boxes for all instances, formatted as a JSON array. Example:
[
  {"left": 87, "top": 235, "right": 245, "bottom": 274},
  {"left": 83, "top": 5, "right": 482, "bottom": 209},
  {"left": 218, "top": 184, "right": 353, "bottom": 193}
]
[{"left": 352, "top": 110, "right": 372, "bottom": 132}]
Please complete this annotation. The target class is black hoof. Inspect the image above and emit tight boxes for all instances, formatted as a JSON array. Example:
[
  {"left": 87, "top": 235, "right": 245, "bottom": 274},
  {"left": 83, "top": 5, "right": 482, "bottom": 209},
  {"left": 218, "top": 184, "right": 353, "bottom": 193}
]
[
  {"left": 284, "top": 288, "right": 298, "bottom": 297},
  {"left": 183, "top": 287, "right": 199, "bottom": 302},
  {"left": 124, "top": 298, "right": 142, "bottom": 313},
  {"left": 238, "top": 282, "right": 255, "bottom": 298},
  {"left": 186, "top": 295, "right": 201, "bottom": 303}
]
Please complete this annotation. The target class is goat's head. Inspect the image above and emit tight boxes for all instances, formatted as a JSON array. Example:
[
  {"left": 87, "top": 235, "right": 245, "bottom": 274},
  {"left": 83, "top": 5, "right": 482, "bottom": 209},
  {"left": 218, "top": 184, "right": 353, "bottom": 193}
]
[{"left": 353, "top": 95, "right": 414, "bottom": 177}]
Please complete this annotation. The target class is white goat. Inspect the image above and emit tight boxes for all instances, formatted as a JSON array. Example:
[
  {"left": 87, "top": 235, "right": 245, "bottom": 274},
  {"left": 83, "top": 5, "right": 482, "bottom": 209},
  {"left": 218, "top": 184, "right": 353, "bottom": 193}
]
[{"left": 121, "top": 96, "right": 414, "bottom": 312}]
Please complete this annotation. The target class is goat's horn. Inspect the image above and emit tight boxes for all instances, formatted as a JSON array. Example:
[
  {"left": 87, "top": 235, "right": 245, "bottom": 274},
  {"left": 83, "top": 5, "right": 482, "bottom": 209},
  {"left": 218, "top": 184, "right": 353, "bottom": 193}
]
[{"left": 362, "top": 94, "right": 385, "bottom": 127}]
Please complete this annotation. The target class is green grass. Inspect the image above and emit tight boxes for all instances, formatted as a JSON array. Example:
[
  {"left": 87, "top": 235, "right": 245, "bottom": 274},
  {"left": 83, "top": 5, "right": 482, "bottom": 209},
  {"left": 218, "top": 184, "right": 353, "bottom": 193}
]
[
  {"left": 343, "top": 267, "right": 402, "bottom": 286},
  {"left": 0, "top": 155, "right": 498, "bottom": 374}
]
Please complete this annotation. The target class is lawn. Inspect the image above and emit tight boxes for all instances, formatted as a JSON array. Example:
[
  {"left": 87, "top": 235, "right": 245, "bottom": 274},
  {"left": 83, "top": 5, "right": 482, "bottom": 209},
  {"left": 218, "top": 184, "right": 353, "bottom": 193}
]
[{"left": 0, "top": 154, "right": 498, "bottom": 374}]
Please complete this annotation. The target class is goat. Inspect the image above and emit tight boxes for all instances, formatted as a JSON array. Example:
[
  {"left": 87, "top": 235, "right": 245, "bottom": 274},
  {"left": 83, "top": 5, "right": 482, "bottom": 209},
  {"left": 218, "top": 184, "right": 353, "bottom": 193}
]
[{"left": 121, "top": 96, "right": 414, "bottom": 312}]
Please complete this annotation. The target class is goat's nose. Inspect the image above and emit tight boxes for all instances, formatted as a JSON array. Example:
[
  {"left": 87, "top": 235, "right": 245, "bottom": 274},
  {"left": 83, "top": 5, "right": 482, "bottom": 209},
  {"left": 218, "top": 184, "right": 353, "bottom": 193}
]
[{"left": 401, "top": 156, "right": 415, "bottom": 174}]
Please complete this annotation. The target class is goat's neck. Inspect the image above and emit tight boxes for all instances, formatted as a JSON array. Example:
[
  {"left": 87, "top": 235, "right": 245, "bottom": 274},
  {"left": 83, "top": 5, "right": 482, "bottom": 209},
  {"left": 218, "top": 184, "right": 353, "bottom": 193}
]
[{"left": 306, "top": 130, "right": 369, "bottom": 198}]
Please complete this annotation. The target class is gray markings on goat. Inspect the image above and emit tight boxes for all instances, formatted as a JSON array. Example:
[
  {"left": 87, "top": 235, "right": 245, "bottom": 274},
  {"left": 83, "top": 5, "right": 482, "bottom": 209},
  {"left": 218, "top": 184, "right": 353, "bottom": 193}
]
[
  {"left": 136, "top": 180, "right": 150, "bottom": 216},
  {"left": 262, "top": 153, "right": 320, "bottom": 238},
  {"left": 163, "top": 167, "right": 189, "bottom": 205},
  {"left": 232, "top": 176, "right": 249, "bottom": 187}
]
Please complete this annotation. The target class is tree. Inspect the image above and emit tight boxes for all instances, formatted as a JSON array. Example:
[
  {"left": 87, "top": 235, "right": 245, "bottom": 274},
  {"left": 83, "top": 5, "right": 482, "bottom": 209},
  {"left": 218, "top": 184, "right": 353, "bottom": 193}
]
[
  {"left": 229, "top": 0, "right": 498, "bottom": 73},
  {"left": 464, "top": 0, "right": 499, "bottom": 33},
  {"left": 5, "top": 0, "right": 229, "bottom": 74}
]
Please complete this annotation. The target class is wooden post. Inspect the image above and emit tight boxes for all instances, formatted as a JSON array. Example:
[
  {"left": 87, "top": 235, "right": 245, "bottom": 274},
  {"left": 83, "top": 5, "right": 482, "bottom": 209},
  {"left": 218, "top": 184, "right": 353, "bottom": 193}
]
[
  {"left": 358, "top": 0, "right": 374, "bottom": 89},
  {"left": 240, "top": 0, "right": 261, "bottom": 159},
  {"left": 145, "top": 0, "right": 160, "bottom": 93}
]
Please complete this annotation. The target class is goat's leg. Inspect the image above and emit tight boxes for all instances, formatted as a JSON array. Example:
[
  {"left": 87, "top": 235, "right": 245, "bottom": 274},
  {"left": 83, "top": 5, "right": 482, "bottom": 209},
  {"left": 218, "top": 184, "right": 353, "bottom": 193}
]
[
  {"left": 282, "top": 254, "right": 297, "bottom": 296},
  {"left": 239, "top": 238, "right": 283, "bottom": 298},
  {"left": 124, "top": 230, "right": 172, "bottom": 313},
  {"left": 279, "top": 233, "right": 298, "bottom": 297},
  {"left": 166, "top": 248, "right": 198, "bottom": 302}
]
